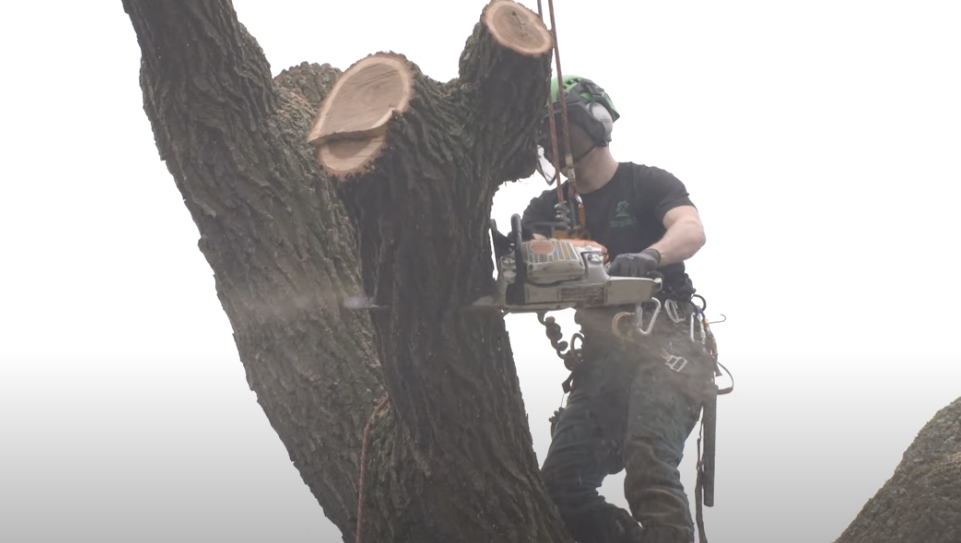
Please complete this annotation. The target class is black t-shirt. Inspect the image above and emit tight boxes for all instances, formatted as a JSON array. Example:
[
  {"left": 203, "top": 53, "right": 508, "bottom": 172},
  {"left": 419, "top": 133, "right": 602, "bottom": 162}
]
[{"left": 521, "top": 161, "right": 697, "bottom": 300}]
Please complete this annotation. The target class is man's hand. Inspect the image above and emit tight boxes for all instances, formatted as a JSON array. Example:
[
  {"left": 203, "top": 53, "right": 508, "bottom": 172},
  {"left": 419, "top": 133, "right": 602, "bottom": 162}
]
[{"left": 609, "top": 248, "right": 661, "bottom": 277}]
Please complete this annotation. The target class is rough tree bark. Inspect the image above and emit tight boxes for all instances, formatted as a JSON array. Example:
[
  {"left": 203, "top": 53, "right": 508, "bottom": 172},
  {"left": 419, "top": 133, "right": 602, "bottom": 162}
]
[
  {"left": 120, "top": 1, "right": 961, "bottom": 543},
  {"left": 121, "top": 1, "right": 568, "bottom": 542},
  {"left": 832, "top": 396, "right": 961, "bottom": 543}
]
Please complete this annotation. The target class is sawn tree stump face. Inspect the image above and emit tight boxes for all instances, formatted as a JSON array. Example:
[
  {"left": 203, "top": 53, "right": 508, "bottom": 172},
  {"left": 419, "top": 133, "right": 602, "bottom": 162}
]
[{"left": 307, "top": 53, "right": 413, "bottom": 176}]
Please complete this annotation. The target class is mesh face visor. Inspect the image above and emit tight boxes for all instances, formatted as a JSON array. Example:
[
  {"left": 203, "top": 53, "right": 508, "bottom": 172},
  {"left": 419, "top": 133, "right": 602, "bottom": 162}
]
[
  {"left": 535, "top": 103, "right": 606, "bottom": 184},
  {"left": 535, "top": 144, "right": 562, "bottom": 184},
  {"left": 536, "top": 108, "right": 579, "bottom": 184},
  {"left": 537, "top": 113, "right": 566, "bottom": 159}
]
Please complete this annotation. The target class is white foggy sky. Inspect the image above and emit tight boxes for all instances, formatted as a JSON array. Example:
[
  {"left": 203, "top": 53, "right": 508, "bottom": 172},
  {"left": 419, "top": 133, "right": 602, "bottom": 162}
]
[{"left": 1, "top": 1, "right": 959, "bottom": 542}]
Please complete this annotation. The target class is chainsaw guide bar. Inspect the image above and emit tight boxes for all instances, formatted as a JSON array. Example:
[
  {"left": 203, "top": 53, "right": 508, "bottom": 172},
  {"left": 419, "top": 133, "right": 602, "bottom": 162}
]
[{"left": 342, "top": 214, "right": 662, "bottom": 316}]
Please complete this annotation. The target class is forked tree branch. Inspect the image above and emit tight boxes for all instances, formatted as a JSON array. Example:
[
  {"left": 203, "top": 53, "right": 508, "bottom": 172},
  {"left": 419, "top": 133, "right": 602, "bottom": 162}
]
[{"left": 123, "top": 0, "right": 572, "bottom": 540}]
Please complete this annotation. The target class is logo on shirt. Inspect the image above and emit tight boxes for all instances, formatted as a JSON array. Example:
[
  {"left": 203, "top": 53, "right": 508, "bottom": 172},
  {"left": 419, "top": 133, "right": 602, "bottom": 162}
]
[{"left": 610, "top": 200, "right": 636, "bottom": 229}]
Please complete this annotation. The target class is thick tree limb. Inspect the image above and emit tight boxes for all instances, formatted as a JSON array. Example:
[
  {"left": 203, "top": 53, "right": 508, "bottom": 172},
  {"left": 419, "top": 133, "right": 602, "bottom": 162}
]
[
  {"left": 304, "top": 1, "right": 568, "bottom": 540},
  {"left": 306, "top": 1, "right": 552, "bottom": 446},
  {"left": 121, "top": 0, "right": 385, "bottom": 537},
  {"left": 122, "top": 0, "right": 277, "bottom": 152},
  {"left": 459, "top": 0, "right": 555, "bottom": 182}
]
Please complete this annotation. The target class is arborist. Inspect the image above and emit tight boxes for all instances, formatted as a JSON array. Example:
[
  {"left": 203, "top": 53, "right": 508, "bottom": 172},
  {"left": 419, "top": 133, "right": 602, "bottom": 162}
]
[{"left": 521, "top": 75, "right": 722, "bottom": 543}]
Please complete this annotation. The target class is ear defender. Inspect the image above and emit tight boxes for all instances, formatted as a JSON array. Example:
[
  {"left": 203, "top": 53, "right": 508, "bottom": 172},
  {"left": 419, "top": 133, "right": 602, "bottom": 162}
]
[
  {"left": 542, "top": 75, "right": 620, "bottom": 149},
  {"left": 588, "top": 102, "right": 614, "bottom": 143}
]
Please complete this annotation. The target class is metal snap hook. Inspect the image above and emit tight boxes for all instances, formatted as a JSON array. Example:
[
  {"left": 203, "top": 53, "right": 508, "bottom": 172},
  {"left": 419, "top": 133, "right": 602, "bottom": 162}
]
[
  {"left": 664, "top": 299, "right": 685, "bottom": 323},
  {"left": 633, "top": 299, "right": 662, "bottom": 336}
]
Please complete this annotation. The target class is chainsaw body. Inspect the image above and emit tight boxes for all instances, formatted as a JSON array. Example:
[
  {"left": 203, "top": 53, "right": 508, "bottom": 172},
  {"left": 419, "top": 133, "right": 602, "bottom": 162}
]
[{"left": 471, "top": 214, "right": 661, "bottom": 313}]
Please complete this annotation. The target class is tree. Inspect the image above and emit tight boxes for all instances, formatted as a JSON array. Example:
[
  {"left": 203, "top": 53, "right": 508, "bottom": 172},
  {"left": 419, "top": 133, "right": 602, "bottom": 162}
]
[
  {"left": 120, "top": 1, "right": 961, "bottom": 542},
  {"left": 121, "top": 0, "right": 568, "bottom": 541}
]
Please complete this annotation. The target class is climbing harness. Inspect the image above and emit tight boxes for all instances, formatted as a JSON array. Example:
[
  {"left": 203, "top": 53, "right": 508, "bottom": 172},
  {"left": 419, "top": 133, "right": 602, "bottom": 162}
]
[{"left": 552, "top": 291, "right": 735, "bottom": 543}]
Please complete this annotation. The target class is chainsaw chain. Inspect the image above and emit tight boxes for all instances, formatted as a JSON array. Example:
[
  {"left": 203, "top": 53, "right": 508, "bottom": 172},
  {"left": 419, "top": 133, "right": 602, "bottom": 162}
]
[{"left": 537, "top": 311, "right": 583, "bottom": 371}]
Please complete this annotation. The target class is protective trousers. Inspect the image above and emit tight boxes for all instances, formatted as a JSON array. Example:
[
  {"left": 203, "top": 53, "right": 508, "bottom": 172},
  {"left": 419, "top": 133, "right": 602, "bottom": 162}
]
[{"left": 540, "top": 306, "right": 716, "bottom": 543}]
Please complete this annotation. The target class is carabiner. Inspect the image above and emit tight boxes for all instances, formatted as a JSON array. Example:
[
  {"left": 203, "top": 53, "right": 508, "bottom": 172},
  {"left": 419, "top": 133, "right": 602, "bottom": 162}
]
[
  {"left": 664, "top": 299, "right": 685, "bottom": 323},
  {"left": 633, "top": 299, "right": 662, "bottom": 336}
]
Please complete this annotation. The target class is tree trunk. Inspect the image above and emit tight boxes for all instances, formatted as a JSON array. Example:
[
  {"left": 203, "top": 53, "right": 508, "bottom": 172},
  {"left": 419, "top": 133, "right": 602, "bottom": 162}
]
[
  {"left": 833, "top": 396, "right": 961, "bottom": 543},
  {"left": 121, "top": 1, "right": 569, "bottom": 542}
]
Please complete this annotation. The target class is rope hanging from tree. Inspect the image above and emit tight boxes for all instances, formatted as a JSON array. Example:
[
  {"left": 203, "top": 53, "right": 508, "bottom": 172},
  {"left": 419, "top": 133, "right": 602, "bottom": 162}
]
[
  {"left": 536, "top": 0, "right": 587, "bottom": 239},
  {"left": 355, "top": 393, "right": 389, "bottom": 543}
]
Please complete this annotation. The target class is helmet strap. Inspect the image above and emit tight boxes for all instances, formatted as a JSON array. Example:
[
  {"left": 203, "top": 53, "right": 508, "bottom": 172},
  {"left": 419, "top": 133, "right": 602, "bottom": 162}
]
[
  {"left": 573, "top": 144, "right": 596, "bottom": 164},
  {"left": 559, "top": 142, "right": 597, "bottom": 179}
]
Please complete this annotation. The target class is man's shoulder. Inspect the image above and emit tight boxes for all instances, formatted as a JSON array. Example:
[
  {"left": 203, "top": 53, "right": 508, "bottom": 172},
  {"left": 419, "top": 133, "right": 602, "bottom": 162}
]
[
  {"left": 616, "top": 161, "right": 693, "bottom": 217},
  {"left": 521, "top": 183, "right": 563, "bottom": 217},
  {"left": 618, "top": 161, "right": 680, "bottom": 182},
  {"left": 529, "top": 182, "right": 565, "bottom": 204}
]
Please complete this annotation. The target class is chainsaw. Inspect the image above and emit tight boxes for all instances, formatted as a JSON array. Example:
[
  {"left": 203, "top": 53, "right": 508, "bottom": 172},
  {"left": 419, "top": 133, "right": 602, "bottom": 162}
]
[{"left": 470, "top": 213, "right": 662, "bottom": 316}]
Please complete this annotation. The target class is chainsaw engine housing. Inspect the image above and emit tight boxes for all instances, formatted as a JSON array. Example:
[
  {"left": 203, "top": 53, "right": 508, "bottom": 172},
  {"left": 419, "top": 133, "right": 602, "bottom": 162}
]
[{"left": 473, "top": 214, "right": 662, "bottom": 313}]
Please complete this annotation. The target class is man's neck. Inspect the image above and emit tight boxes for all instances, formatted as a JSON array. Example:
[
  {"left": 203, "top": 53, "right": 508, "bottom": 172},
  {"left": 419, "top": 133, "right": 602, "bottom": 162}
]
[{"left": 571, "top": 146, "right": 620, "bottom": 193}]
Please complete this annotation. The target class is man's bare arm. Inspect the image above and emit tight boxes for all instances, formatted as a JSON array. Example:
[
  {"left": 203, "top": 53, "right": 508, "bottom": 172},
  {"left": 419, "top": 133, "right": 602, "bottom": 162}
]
[{"left": 648, "top": 205, "right": 706, "bottom": 266}]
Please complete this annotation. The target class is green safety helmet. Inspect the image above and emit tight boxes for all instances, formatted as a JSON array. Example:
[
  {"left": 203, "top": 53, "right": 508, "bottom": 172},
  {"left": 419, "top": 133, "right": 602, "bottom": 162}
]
[{"left": 541, "top": 75, "right": 620, "bottom": 148}]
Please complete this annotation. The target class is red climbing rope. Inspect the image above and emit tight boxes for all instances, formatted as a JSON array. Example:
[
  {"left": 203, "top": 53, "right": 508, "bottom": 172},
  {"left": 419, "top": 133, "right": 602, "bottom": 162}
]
[
  {"left": 355, "top": 393, "right": 389, "bottom": 543},
  {"left": 537, "top": 0, "right": 585, "bottom": 238},
  {"left": 538, "top": 0, "right": 564, "bottom": 205}
]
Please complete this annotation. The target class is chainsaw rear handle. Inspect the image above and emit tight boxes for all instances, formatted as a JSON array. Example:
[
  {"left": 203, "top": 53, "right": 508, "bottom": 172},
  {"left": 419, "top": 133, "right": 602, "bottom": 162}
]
[
  {"left": 506, "top": 214, "right": 527, "bottom": 305},
  {"left": 511, "top": 213, "right": 526, "bottom": 283}
]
